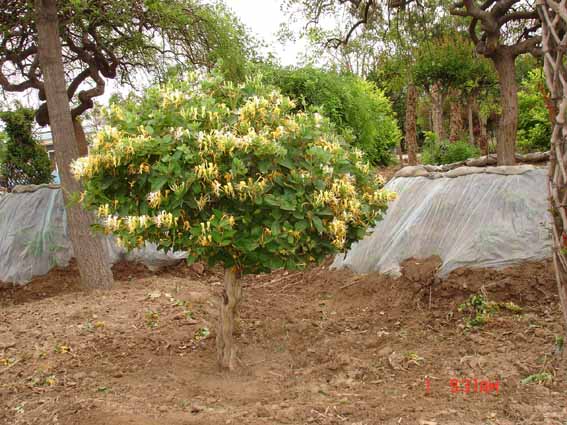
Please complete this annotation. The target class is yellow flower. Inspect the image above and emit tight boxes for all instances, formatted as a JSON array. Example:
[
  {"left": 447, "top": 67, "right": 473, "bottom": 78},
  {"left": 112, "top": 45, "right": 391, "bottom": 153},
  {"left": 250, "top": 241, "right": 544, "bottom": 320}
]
[
  {"left": 223, "top": 182, "right": 235, "bottom": 197},
  {"left": 139, "top": 163, "right": 151, "bottom": 174},
  {"left": 271, "top": 126, "right": 284, "bottom": 139},
  {"left": 197, "top": 234, "right": 213, "bottom": 247},
  {"left": 194, "top": 161, "right": 219, "bottom": 182},
  {"left": 154, "top": 211, "right": 175, "bottom": 228},
  {"left": 197, "top": 195, "right": 209, "bottom": 211},
  {"left": 237, "top": 180, "right": 248, "bottom": 192},
  {"left": 97, "top": 204, "right": 110, "bottom": 218},
  {"left": 127, "top": 216, "right": 139, "bottom": 233},
  {"left": 329, "top": 218, "right": 347, "bottom": 249}
]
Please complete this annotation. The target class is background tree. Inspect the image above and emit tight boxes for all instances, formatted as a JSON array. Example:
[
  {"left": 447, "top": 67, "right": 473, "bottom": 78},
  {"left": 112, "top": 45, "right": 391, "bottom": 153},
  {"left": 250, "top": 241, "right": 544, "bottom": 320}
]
[
  {"left": 0, "top": 107, "right": 52, "bottom": 190},
  {"left": 282, "top": 0, "right": 462, "bottom": 166},
  {"left": 450, "top": 0, "right": 542, "bottom": 165},
  {"left": 72, "top": 72, "right": 395, "bottom": 369},
  {"left": 1, "top": 0, "right": 253, "bottom": 289},
  {"left": 258, "top": 65, "right": 402, "bottom": 165},
  {"left": 412, "top": 33, "right": 496, "bottom": 144}
]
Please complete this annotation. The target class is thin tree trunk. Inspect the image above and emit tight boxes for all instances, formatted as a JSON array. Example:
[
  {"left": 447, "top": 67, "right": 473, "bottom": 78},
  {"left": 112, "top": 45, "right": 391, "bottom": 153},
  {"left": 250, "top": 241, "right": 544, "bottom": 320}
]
[
  {"left": 467, "top": 96, "right": 475, "bottom": 145},
  {"left": 479, "top": 115, "right": 489, "bottom": 156},
  {"left": 35, "top": 0, "right": 113, "bottom": 290},
  {"left": 493, "top": 53, "right": 518, "bottom": 165},
  {"left": 449, "top": 88, "right": 464, "bottom": 143},
  {"left": 431, "top": 82, "right": 444, "bottom": 142},
  {"left": 405, "top": 83, "right": 418, "bottom": 166},
  {"left": 73, "top": 119, "right": 89, "bottom": 156},
  {"left": 397, "top": 143, "right": 404, "bottom": 166},
  {"left": 217, "top": 267, "right": 242, "bottom": 370}
]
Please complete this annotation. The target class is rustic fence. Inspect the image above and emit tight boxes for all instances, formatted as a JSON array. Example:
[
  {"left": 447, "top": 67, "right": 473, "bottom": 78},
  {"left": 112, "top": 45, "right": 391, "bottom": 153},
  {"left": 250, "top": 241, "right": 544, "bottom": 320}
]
[{"left": 537, "top": 0, "right": 567, "bottom": 331}]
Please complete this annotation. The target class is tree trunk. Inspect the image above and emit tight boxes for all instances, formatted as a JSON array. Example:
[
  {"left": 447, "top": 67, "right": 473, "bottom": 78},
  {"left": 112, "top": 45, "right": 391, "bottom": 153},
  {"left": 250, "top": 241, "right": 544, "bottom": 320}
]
[
  {"left": 405, "top": 83, "right": 418, "bottom": 166},
  {"left": 493, "top": 53, "right": 518, "bottom": 165},
  {"left": 449, "top": 88, "right": 464, "bottom": 143},
  {"left": 73, "top": 119, "right": 89, "bottom": 156},
  {"left": 396, "top": 143, "right": 404, "bottom": 166},
  {"left": 35, "top": 0, "right": 113, "bottom": 290},
  {"left": 217, "top": 267, "right": 242, "bottom": 370},
  {"left": 479, "top": 115, "right": 489, "bottom": 156},
  {"left": 467, "top": 96, "right": 475, "bottom": 145},
  {"left": 431, "top": 82, "right": 444, "bottom": 142}
]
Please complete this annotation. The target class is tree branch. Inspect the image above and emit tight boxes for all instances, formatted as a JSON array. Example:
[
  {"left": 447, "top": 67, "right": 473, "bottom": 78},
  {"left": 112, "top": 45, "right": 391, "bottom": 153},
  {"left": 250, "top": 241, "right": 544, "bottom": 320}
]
[{"left": 326, "top": 0, "right": 375, "bottom": 48}]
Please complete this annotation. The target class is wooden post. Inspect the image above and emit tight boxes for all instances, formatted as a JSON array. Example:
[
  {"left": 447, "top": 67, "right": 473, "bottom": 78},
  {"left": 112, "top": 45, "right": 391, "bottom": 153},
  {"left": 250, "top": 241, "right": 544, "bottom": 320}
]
[{"left": 217, "top": 267, "right": 242, "bottom": 370}]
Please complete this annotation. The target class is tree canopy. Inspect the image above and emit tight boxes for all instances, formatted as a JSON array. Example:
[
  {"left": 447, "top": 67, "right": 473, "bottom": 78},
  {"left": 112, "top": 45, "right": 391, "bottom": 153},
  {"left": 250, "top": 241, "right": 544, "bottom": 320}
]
[
  {"left": 73, "top": 72, "right": 395, "bottom": 273},
  {"left": 0, "top": 0, "right": 255, "bottom": 126},
  {"left": 412, "top": 33, "right": 495, "bottom": 92}
]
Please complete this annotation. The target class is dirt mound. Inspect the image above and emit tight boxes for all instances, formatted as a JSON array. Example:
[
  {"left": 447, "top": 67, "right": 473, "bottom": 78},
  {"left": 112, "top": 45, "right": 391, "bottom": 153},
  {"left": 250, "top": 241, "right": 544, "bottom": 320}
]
[{"left": 1, "top": 259, "right": 566, "bottom": 425}]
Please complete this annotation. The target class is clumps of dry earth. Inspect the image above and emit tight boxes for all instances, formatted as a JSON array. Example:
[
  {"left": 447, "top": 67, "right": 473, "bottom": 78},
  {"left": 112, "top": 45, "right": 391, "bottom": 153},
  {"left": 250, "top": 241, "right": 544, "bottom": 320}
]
[{"left": 1, "top": 258, "right": 566, "bottom": 425}]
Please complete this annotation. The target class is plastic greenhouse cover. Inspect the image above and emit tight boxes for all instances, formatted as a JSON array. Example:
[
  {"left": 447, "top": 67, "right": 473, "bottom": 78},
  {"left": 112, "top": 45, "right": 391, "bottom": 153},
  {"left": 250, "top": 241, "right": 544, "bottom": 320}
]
[
  {"left": 333, "top": 167, "right": 552, "bottom": 276},
  {"left": 0, "top": 187, "right": 185, "bottom": 285}
]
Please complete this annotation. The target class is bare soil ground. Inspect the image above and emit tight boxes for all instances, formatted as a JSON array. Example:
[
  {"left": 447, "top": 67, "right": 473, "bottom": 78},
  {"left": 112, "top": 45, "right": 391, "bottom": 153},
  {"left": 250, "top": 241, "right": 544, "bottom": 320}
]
[{"left": 1, "top": 258, "right": 566, "bottom": 425}]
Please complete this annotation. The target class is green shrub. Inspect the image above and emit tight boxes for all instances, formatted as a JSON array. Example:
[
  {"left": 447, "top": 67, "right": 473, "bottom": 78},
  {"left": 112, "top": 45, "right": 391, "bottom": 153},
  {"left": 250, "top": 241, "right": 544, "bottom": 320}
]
[
  {"left": 74, "top": 72, "right": 395, "bottom": 273},
  {"left": 517, "top": 69, "right": 552, "bottom": 153},
  {"left": 422, "top": 132, "right": 480, "bottom": 165},
  {"left": 259, "top": 65, "right": 401, "bottom": 165},
  {"left": 0, "top": 108, "right": 53, "bottom": 190}
]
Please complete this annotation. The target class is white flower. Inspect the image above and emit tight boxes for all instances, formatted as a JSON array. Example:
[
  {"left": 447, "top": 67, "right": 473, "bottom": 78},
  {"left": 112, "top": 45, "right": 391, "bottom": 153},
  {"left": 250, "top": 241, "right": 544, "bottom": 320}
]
[
  {"left": 70, "top": 157, "right": 89, "bottom": 178},
  {"left": 321, "top": 165, "right": 334, "bottom": 175},
  {"left": 147, "top": 191, "right": 162, "bottom": 208}
]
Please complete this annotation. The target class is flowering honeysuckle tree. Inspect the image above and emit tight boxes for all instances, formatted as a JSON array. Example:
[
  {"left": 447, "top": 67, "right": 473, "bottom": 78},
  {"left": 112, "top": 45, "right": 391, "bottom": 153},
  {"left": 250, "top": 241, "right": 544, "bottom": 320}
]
[{"left": 73, "top": 72, "right": 395, "bottom": 369}]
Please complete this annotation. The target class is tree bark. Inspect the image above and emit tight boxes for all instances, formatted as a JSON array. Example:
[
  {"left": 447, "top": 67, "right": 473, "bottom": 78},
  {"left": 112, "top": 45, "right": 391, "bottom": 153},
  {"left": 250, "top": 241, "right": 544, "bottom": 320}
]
[
  {"left": 449, "top": 88, "right": 464, "bottom": 143},
  {"left": 217, "top": 267, "right": 242, "bottom": 370},
  {"left": 35, "top": 0, "right": 113, "bottom": 290},
  {"left": 405, "top": 83, "right": 418, "bottom": 166},
  {"left": 73, "top": 119, "right": 89, "bottom": 156},
  {"left": 493, "top": 53, "right": 518, "bottom": 165},
  {"left": 430, "top": 82, "right": 444, "bottom": 142},
  {"left": 478, "top": 115, "right": 489, "bottom": 156},
  {"left": 467, "top": 96, "right": 475, "bottom": 145}
]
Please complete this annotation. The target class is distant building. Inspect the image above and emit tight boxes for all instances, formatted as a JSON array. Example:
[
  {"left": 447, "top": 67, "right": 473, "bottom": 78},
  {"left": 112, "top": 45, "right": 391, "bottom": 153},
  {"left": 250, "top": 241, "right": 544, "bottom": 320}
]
[
  {"left": 36, "top": 127, "right": 95, "bottom": 184},
  {"left": 37, "top": 129, "right": 56, "bottom": 164}
]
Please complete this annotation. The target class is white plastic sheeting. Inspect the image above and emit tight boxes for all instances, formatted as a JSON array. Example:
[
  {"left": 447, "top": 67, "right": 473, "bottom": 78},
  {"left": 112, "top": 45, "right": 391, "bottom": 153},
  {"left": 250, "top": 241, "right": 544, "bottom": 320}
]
[
  {"left": 0, "top": 187, "right": 186, "bottom": 285},
  {"left": 333, "top": 166, "right": 552, "bottom": 276}
]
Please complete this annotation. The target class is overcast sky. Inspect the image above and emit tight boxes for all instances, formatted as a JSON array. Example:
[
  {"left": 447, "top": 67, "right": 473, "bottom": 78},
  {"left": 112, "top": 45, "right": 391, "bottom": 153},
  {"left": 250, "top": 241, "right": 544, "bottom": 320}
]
[{"left": 225, "top": 0, "right": 304, "bottom": 66}]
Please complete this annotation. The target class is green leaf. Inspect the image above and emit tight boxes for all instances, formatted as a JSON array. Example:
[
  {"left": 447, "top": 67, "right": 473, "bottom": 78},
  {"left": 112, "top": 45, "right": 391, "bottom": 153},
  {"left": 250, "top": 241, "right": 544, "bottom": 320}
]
[
  {"left": 277, "top": 157, "right": 294, "bottom": 169},
  {"left": 150, "top": 175, "right": 169, "bottom": 192},
  {"left": 312, "top": 216, "right": 325, "bottom": 233},
  {"left": 271, "top": 221, "right": 281, "bottom": 236}
]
